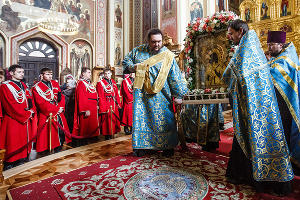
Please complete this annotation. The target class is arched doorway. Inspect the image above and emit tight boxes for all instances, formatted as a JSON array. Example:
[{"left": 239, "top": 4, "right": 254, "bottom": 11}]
[{"left": 18, "top": 39, "right": 58, "bottom": 87}]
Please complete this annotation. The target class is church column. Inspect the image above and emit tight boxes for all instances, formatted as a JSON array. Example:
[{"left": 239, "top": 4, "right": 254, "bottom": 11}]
[
  {"left": 95, "top": 0, "right": 107, "bottom": 66},
  {"left": 207, "top": 0, "right": 215, "bottom": 16},
  {"left": 107, "top": 0, "right": 115, "bottom": 66},
  {"left": 134, "top": 0, "right": 143, "bottom": 46},
  {"left": 177, "top": 0, "right": 188, "bottom": 47},
  {"left": 124, "top": 0, "right": 130, "bottom": 55}
]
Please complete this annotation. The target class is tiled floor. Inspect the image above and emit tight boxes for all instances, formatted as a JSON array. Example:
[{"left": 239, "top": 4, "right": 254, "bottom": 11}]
[{"left": 0, "top": 135, "right": 133, "bottom": 199}]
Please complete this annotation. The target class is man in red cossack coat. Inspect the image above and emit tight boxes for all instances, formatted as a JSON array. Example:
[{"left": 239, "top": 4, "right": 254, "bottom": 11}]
[
  {"left": 0, "top": 65, "right": 36, "bottom": 170},
  {"left": 120, "top": 73, "right": 134, "bottom": 135},
  {"left": 32, "top": 68, "right": 71, "bottom": 155},
  {"left": 0, "top": 96, "right": 2, "bottom": 130},
  {"left": 96, "top": 68, "right": 121, "bottom": 140},
  {"left": 73, "top": 67, "right": 100, "bottom": 146}
]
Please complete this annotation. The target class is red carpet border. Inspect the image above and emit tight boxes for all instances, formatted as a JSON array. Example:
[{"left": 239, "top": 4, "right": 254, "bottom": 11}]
[{"left": 8, "top": 144, "right": 256, "bottom": 200}]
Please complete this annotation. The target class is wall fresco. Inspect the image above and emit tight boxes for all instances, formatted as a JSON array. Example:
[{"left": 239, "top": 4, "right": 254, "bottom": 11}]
[
  {"left": 161, "top": 0, "right": 177, "bottom": 43},
  {"left": 70, "top": 39, "right": 92, "bottom": 79},
  {"left": 0, "top": 0, "right": 94, "bottom": 44}
]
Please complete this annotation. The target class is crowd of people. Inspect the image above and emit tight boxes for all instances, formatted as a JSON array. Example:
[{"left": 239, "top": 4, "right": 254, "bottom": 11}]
[
  {"left": 0, "top": 65, "right": 134, "bottom": 170},
  {"left": 0, "top": 24, "right": 299, "bottom": 197}
]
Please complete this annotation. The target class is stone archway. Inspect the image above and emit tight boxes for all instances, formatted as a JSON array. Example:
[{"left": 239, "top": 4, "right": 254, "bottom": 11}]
[{"left": 10, "top": 27, "right": 68, "bottom": 83}]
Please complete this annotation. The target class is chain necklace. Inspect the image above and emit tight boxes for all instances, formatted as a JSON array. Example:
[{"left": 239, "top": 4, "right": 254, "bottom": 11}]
[
  {"left": 35, "top": 82, "right": 55, "bottom": 102},
  {"left": 99, "top": 79, "right": 114, "bottom": 93},
  {"left": 125, "top": 78, "right": 133, "bottom": 93},
  {"left": 81, "top": 79, "right": 96, "bottom": 93},
  {"left": 5, "top": 81, "right": 26, "bottom": 104}
]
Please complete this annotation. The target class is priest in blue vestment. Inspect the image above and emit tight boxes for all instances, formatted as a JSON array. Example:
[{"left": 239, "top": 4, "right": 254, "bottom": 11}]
[
  {"left": 122, "top": 29, "right": 188, "bottom": 157},
  {"left": 223, "top": 20, "right": 294, "bottom": 196},
  {"left": 267, "top": 31, "right": 300, "bottom": 175}
]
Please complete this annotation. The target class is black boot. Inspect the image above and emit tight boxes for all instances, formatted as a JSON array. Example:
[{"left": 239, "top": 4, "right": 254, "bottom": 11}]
[
  {"left": 162, "top": 149, "right": 174, "bottom": 157},
  {"left": 219, "top": 123, "right": 225, "bottom": 130},
  {"left": 133, "top": 149, "right": 146, "bottom": 157},
  {"left": 124, "top": 126, "right": 130, "bottom": 135},
  {"left": 105, "top": 135, "right": 112, "bottom": 140}
]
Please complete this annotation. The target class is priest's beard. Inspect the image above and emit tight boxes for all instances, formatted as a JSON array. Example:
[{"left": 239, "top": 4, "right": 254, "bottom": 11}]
[
  {"left": 150, "top": 46, "right": 162, "bottom": 55},
  {"left": 270, "top": 50, "right": 281, "bottom": 57},
  {"left": 151, "top": 49, "right": 160, "bottom": 55}
]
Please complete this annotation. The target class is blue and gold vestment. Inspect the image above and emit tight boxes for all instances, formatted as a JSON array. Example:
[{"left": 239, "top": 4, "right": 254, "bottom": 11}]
[
  {"left": 122, "top": 44, "right": 188, "bottom": 150},
  {"left": 269, "top": 43, "right": 300, "bottom": 166},
  {"left": 223, "top": 30, "right": 294, "bottom": 182}
]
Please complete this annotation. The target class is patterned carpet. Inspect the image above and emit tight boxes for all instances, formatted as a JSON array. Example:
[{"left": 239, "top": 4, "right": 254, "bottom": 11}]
[
  {"left": 8, "top": 144, "right": 256, "bottom": 200},
  {"left": 7, "top": 122, "right": 300, "bottom": 199}
]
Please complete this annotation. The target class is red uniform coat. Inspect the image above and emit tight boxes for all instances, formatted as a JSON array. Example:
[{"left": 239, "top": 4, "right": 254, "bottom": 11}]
[
  {"left": 73, "top": 79, "right": 100, "bottom": 137},
  {"left": 96, "top": 79, "right": 121, "bottom": 135},
  {"left": 120, "top": 77, "right": 133, "bottom": 127},
  {"left": 32, "top": 80, "right": 70, "bottom": 152},
  {"left": 0, "top": 97, "right": 2, "bottom": 129},
  {"left": 0, "top": 81, "right": 35, "bottom": 162}
]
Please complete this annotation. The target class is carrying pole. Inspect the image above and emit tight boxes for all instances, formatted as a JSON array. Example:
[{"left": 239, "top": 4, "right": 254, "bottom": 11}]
[
  {"left": 110, "top": 105, "right": 114, "bottom": 139},
  {"left": 49, "top": 113, "right": 53, "bottom": 153}
]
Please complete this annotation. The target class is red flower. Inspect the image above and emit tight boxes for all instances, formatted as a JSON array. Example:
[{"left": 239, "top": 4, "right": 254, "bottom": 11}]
[
  {"left": 203, "top": 24, "right": 207, "bottom": 30},
  {"left": 207, "top": 26, "right": 213, "bottom": 32},
  {"left": 204, "top": 88, "right": 212, "bottom": 93}
]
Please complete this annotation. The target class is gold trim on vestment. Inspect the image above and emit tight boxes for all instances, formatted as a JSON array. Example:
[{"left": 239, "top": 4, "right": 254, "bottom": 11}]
[
  {"left": 272, "top": 63, "right": 298, "bottom": 95},
  {"left": 272, "top": 79, "right": 300, "bottom": 131},
  {"left": 271, "top": 56, "right": 300, "bottom": 71},
  {"left": 133, "top": 50, "right": 175, "bottom": 94}
]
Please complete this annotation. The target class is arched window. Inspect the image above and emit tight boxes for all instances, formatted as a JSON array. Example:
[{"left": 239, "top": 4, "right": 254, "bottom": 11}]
[
  {"left": 19, "top": 40, "right": 56, "bottom": 58},
  {"left": 18, "top": 39, "right": 58, "bottom": 87}
]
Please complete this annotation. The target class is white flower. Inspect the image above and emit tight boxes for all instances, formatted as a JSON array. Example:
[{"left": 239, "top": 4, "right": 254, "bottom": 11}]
[
  {"left": 79, "top": 171, "right": 87, "bottom": 175},
  {"left": 51, "top": 179, "right": 64, "bottom": 185},
  {"left": 188, "top": 49, "right": 191, "bottom": 54},
  {"left": 22, "top": 190, "right": 32, "bottom": 195},
  {"left": 189, "top": 58, "right": 193, "bottom": 63},
  {"left": 100, "top": 164, "right": 109, "bottom": 168}
]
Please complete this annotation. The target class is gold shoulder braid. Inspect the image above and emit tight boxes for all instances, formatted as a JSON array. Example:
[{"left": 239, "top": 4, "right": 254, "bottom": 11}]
[{"left": 133, "top": 50, "right": 175, "bottom": 94}]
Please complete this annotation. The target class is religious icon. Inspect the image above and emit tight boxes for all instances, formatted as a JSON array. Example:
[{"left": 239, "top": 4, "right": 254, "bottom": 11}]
[
  {"left": 114, "top": 43, "right": 122, "bottom": 66},
  {"left": 281, "top": 0, "right": 289, "bottom": 16},
  {"left": 217, "top": 0, "right": 225, "bottom": 12},
  {"left": 115, "top": 5, "right": 122, "bottom": 23},
  {"left": 245, "top": 8, "right": 251, "bottom": 22},
  {"left": 163, "top": 0, "right": 172, "bottom": 12},
  {"left": 190, "top": 1, "right": 203, "bottom": 22},
  {"left": 261, "top": 1, "right": 268, "bottom": 19}
]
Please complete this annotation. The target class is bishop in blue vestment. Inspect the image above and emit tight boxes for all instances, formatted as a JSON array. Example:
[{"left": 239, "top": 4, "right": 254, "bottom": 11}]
[{"left": 122, "top": 29, "right": 188, "bottom": 156}]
